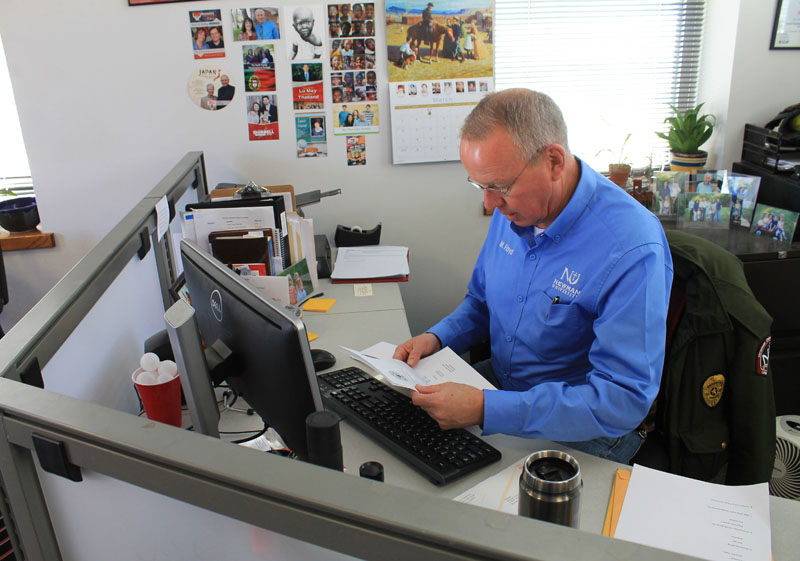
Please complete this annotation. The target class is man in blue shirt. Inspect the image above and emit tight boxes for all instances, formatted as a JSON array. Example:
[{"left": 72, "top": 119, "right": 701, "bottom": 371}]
[
  {"left": 394, "top": 89, "right": 673, "bottom": 463},
  {"left": 254, "top": 8, "right": 280, "bottom": 40}
]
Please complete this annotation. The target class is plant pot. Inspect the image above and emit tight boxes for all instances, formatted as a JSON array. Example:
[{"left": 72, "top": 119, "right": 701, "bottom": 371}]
[
  {"left": 0, "top": 197, "right": 40, "bottom": 233},
  {"left": 670, "top": 151, "right": 708, "bottom": 172},
  {"left": 608, "top": 164, "right": 631, "bottom": 188}
]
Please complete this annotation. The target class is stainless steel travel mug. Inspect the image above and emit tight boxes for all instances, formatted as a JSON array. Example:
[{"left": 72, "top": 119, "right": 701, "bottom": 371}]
[{"left": 518, "top": 450, "right": 582, "bottom": 528}]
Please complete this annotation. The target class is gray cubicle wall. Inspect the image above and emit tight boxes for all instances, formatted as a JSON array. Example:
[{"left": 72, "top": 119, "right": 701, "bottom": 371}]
[{"left": 0, "top": 153, "right": 694, "bottom": 561}]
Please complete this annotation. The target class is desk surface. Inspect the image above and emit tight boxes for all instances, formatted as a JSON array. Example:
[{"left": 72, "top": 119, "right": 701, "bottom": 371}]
[{"left": 234, "top": 278, "right": 800, "bottom": 558}]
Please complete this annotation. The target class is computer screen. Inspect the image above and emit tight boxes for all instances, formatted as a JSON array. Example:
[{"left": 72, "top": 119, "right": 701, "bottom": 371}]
[{"left": 180, "top": 239, "right": 322, "bottom": 459}]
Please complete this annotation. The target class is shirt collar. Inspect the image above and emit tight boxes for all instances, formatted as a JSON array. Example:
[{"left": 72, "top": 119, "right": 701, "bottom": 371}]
[{"left": 510, "top": 157, "right": 593, "bottom": 246}]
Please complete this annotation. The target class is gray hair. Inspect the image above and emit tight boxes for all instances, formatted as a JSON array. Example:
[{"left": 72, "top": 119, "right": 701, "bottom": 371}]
[{"left": 461, "top": 89, "right": 571, "bottom": 161}]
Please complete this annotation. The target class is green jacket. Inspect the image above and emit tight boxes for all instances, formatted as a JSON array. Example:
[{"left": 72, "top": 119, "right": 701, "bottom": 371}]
[{"left": 659, "top": 231, "right": 775, "bottom": 485}]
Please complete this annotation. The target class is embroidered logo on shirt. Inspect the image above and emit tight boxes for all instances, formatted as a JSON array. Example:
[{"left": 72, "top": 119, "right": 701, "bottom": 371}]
[
  {"left": 551, "top": 267, "right": 583, "bottom": 299},
  {"left": 756, "top": 336, "right": 770, "bottom": 376},
  {"left": 702, "top": 374, "right": 725, "bottom": 407},
  {"left": 499, "top": 241, "right": 515, "bottom": 256}
]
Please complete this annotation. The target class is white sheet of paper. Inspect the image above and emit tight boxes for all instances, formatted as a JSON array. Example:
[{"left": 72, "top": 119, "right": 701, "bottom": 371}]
[
  {"left": 614, "top": 464, "right": 772, "bottom": 561},
  {"left": 453, "top": 456, "right": 525, "bottom": 514},
  {"left": 352, "top": 341, "right": 496, "bottom": 391},
  {"left": 155, "top": 196, "right": 170, "bottom": 241},
  {"left": 241, "top": 275, "right": 290, "bottom": 306},
  {"left": 191, "top": 207, "right": 276, "bottom": 253},
  {"left": 341, "top": 346, "right": 421, "bottom": 390},
  {"left": 331, "top": 246, "right": 409, "bottom": 280}
]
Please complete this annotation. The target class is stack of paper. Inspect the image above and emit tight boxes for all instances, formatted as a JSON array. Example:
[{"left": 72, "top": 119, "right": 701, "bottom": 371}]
[{"left": 330, "top": 246, "right": 409, "bottom": 283}]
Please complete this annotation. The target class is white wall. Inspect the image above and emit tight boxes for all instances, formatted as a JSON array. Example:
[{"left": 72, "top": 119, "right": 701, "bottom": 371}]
[{"left": 1, "top": 0, "right": 798, "bottom": 337}]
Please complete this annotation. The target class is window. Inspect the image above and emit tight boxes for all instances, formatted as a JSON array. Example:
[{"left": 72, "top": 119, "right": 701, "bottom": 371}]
[
  {"left": 0, "top": 34, "right": 33, "bottom": 197},
  {"left": 494, "top": 0, "right": 705, "bottom": 171}
]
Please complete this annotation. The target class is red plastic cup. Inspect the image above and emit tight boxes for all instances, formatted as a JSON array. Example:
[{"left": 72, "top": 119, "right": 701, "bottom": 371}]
[{"left": 132, "top": 368, "right": 182, "bottom": 427}]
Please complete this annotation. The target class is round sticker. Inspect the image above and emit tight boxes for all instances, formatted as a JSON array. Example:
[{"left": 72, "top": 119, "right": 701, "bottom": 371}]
[{"left": 188, "top": 66, "right": 235, "bottom": 111}]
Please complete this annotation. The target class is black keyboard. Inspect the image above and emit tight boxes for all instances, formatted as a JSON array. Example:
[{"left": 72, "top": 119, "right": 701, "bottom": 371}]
[{"left": 317, "top": 366, "right": 502, "bottom": 485}]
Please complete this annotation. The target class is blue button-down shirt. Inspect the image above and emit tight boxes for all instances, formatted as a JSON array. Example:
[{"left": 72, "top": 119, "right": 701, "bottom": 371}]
[{"left": 429, "top": 159, "right": 673, "bottom": 442}]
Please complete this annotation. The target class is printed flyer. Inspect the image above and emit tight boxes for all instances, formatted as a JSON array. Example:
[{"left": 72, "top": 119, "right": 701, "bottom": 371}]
[
  {"left": 292, "top": 62, "right": 324, "bottom": 110},
  {"left": 231, "top": 7, "right": 281, "bottom": 40},
  {"left": 285, "top": 5, "right": 326, "bottom": 61},
  {"left": 295, "top": 114, "right": 328, "bottom": 157},
  {"left": 188, "top": 66, "right": 235, "bottom": 112},
  {"left": 243, "top": 44, "right": 277, "bottom": 92},
  {"left": 347, "top": 135, "right": 366, "bottom": 165},
  {"left": 190, "top": 9, "right": 225, "bottom": 59},
  {"left": 246, "top": 94, "right": 280, "bottom": 140}
]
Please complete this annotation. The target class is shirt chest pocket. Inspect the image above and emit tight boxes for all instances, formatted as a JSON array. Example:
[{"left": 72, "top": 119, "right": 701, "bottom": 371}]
[{"left": 522, "top": 291, "right": 595, "bottom": 360}]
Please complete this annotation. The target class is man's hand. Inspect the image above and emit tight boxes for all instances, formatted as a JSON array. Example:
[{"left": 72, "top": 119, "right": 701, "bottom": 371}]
[
  {"left": 392, "top": 332, "right": 442, "bottom": 367},
  {"left": 411, "top": 382, "right": 484, "bottom": 429}
]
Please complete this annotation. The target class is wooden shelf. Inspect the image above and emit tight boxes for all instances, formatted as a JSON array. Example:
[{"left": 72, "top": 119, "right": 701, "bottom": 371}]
[{"left": 0, "top": 229, "right": 55, "bottom": 251}]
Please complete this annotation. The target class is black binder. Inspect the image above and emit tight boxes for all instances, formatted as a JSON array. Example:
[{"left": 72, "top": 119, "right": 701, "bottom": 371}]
[{"left": 186, "top": 196, "right": 289, "bottom": 269}]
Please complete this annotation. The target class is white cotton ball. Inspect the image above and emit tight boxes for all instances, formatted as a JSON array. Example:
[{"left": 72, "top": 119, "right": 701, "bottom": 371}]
[
  {"left": 157, "top": 360, "right": 178, "bottom": 379},
  {"left": 136, "top": 370, "right": 158, "bottom": 385},
  {"left": 140, "top": 353, "right": 160, "bottom": 372}
]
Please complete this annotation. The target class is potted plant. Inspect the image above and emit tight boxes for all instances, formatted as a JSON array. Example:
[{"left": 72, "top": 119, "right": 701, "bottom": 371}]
[
  {"left": 655, "top": 103, "right": 716, "bottom": 172},
  {"left": 0, "top": 188, "right": 40, "bottom": 233},
  {"left": 597, "top": 133, "right": 632, "bottom": 187}
]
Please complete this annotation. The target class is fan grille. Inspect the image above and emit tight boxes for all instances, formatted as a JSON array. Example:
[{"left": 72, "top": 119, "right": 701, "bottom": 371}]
[{"left": 770, "top": 437, "right": 800, "bottom": 499}]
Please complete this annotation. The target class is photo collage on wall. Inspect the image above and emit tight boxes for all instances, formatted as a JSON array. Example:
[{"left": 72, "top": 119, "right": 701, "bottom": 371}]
[
  {"left": 329, "top": 3, "right": 380, "bottom": 135},
  {"left": 185, "top": 5, "right": 384, "bottom": 161},
  {"left": 385, "top": 0, "right": 494, "bottom": 164}
]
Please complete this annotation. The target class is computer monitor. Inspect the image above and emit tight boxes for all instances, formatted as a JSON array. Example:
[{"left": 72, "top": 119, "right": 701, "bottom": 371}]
[{"left": 179, "top": 239, "right": 323, "bottom": 460}]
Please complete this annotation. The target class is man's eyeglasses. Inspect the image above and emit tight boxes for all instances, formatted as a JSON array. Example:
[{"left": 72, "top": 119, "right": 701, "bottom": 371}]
[{"left": 467, "top": 145, "right": 548, "bottom": 196}]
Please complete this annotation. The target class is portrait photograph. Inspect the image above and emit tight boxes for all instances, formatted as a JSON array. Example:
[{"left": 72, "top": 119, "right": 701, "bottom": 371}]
[
  {"left": 231, "top": 7, "right": 281, "bottom": 41},
  {"left": 750, "top": 204, "right": 799, "bottom": 243}
]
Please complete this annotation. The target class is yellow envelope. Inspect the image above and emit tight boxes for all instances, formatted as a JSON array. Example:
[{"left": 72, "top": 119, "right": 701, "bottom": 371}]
[
  {"left": 307, "top": 331, "right": 319, "bottom": 342},
  {"left": 303, "top": 298, "right": 336, "bottom": 312},
  {"left": 602, "top": 468, "right": 630, "bottom": 537}
]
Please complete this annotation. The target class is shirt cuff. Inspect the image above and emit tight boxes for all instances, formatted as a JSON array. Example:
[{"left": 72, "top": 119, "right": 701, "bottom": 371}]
[{"left": 482, "top": 389, "right": 522, "bottom": 436}]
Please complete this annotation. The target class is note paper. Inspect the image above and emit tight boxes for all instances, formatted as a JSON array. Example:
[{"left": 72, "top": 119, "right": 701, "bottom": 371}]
[
  {"left": 302, "top": 298, "right": 336, "bottom": 312},
  {"left": 614, "top": 464, "right": 771, "bottom": 561}
]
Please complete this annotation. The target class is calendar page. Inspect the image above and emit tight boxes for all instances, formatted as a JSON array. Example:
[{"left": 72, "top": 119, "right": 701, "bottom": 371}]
[{"left": 385, "top": 1, "right": 494, "bottom": 164}]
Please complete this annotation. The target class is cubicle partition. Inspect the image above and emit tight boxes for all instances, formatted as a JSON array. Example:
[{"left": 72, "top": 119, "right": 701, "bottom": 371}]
[{"left": 0, "top": 152, "right": 693, "bottom": 561}]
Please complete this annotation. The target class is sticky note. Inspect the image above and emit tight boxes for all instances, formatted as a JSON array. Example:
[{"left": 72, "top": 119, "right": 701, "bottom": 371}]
[{"left": 302, "top": 298, "right": 336, "bottom": 312}]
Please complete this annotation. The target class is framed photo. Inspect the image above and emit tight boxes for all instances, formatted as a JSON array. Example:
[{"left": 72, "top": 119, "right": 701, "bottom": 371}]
[
  {"left": 168, "top": 273, "right": 191, "bottom": 304},
  {"left": 750, "top": 204, "right": 800, "bottom": 243},
  {"left": 770, "top": 0, "right": 800, "bottom": 50}
]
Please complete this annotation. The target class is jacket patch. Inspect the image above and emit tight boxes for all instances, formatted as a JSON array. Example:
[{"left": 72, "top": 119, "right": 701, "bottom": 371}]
[
  {"left": 756, "top": 337, "right": 770, "bottom": 376},
  {"left": 702, "top": 374, "right": 725, "bottom": 408}
]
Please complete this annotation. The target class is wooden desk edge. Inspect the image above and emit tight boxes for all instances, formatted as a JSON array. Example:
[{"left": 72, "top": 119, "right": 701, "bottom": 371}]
[{"left": 0, "top": 230, "right": 56, "bottom": 251}]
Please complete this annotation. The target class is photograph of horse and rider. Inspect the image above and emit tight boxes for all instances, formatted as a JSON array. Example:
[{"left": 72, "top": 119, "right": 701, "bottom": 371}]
[{"left": 385, "top": 0, "right": 493, "bottom": 82}]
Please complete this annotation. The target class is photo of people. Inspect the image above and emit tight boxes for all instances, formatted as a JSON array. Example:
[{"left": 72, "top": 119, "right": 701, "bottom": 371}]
[
  {"left": 188, "top": 66, "right": 234, "bottom": 112},
  {"left": 727, "top": 174, "right": 761, "bottom": 227},
  {"left": 333, "top": 102, "right": 378, "bottom": 135},
  {"left": 385, "top": 1, "right": 493, "bottom": 82},
  {"left": 295, "top": 114, "right": 327, "bottom": 157},
  {"left": 243, "top": 45, "right": 276, "bottom": 92},
  {"left": 292, "top": 63, "right": 324, "bottom": 110},
  {"left": 285, "top": 5, "right": 325, "bottom": 61},
  {"left": 649, "top": 171, "right": 687, "bottom": 216},
  {"left": 328, "top": 3, "right": 376, "bottom": 38},
  {"left": 231, "top": 7, "right": 280, "bottom": 40},
  {"left": 189, "top": 10, "right": 225, "bottom": 60},
  {"left": 750, "top": 204, "right": 799, "bottom": 242},
  {"left": 346, "top": 135, "right": 366, "bottom": 166},
  {"left": 246, "top": 94, "right": 279, "bottom": 141},
  {"left": 684, "top": 193, "right": 731, "bottom": 226},
  {"left": 278, "top": 259, "right": 314, "bottom": 304},
  {"left": 693, "top": 169, "right": 728, "bottom": 194}
]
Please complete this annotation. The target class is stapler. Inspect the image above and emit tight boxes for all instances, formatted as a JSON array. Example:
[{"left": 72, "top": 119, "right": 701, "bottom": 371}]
[{"left": 335, "top": 223, "right": 382, "bottom": 247}]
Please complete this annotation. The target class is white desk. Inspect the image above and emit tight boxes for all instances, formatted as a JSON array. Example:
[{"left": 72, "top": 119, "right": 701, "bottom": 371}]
[{"left": 240, "top": 279, "right": 800, "bottom": 557}]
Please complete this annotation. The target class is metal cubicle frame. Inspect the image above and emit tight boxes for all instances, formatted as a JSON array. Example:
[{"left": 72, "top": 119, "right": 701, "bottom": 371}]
[{"left": 0, "top": 152, "right": 692, "bottom": 561}]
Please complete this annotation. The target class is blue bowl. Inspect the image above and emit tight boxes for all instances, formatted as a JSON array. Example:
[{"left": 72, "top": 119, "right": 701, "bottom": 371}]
[{"left": 0, "top": 197, "right": 40, "bottom": 233}]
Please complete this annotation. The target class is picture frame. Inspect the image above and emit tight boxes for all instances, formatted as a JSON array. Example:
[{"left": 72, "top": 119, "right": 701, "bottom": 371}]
[{"left": 770, "top": 0, "right": 800, "bottom": 50}]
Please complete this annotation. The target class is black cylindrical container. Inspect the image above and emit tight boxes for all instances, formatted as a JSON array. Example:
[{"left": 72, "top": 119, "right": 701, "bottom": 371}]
[
  {"left": 518, "top": 450, "right": 582, "bottom": 528},
  {"left": 305, "top": 411, "right": 343, "bottom": 471}
]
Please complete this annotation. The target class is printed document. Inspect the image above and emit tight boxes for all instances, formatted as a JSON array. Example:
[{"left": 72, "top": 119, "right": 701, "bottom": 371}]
[
  {"left": 453, "top": 456, "right": 526, "bottom": 514},
  {"left": 341, "top": 341, "right": 495, "bottom": 391},
  {"left": 331, "top": 246, "right": 409, "bottom": 280},
  {"left": 614, "top": 464, "right": 771, "bottom": 561}
]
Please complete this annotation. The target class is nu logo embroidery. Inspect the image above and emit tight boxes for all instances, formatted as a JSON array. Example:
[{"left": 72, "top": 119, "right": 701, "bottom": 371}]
[{"left": 560, "top": 267, "right": 581, "bottom": 285}]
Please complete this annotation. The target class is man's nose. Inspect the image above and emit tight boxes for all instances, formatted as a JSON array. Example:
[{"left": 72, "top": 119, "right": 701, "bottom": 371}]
[{"left": 483, "top": 189, "right": 503, "bottom": 212}]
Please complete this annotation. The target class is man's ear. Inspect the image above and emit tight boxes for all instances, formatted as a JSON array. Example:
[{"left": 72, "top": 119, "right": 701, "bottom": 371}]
[{"left": 544, "top": 144, "right": 567, "bottom": 180}]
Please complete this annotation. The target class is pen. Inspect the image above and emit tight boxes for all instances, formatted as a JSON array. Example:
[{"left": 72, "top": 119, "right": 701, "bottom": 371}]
[
  {"left": 551, "top": 296, "right": 560, "bottom": 304},
  {"left": 299, "top": 292, "right": 324, "bottom": 307}
]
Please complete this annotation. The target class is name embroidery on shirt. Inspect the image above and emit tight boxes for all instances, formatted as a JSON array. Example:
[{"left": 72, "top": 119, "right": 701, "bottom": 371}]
[
  {"left": 499, "top": 241, "right": 515, "bottom": 256},
  {"left": 551, "top": 267, "right": 582, "bottom": 299}
]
